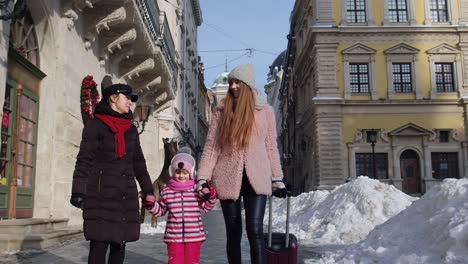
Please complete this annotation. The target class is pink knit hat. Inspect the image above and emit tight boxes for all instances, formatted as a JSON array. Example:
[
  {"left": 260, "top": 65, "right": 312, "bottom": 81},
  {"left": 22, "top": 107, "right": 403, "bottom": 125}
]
[{"left": 169, "top": 153, "right": 196, "bottom": 179}]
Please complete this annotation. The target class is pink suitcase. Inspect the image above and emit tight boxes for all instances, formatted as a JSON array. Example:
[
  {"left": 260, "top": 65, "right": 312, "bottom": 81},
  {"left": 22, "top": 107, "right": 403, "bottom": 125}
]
[{"left": 264, "top": 195, "right": 298, "bottom": 264}]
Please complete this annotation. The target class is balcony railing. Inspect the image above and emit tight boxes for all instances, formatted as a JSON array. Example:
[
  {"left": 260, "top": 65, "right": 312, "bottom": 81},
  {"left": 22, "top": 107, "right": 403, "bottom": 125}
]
[
  {"left": 136, "top": 0, "right": 161, "bottom": 44},
  {"left": 160, "top": 12, "right": 177, "bottom": 91}
]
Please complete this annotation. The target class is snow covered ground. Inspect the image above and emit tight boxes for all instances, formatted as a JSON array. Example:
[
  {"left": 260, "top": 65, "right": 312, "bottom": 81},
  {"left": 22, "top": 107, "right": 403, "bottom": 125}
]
[
  {"left": 265, "top": 177, "right": 417, "bottom": 245},
  {"left": 309, "top": 177, "right": 468, "bottom": 264},
  {"left": 142, "top": 176, "right": 468, "bottom": 263}
]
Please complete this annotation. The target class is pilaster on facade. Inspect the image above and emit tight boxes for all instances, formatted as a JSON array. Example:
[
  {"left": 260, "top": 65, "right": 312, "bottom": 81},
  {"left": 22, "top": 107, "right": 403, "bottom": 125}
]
[
  {"left": 313, "top": 43, "right": 340, "bottom": 98},
  {"left": 460, "top": 0, "right": 468, "bottom": 25},
  {"left": 314, "top": 0, "right": 334, "bottom": 25},
  {"left": 460, "top": 42, "right": 468, "bottom": 97},
  {"left": 314, "top": 113, "right": 345, "bottom": 188}
]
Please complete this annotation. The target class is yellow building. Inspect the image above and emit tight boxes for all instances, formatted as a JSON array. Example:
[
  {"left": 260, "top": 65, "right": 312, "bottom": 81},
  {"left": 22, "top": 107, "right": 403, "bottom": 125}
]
[{"left": 282, "top": 0, "right": 468, "bottom": 195}]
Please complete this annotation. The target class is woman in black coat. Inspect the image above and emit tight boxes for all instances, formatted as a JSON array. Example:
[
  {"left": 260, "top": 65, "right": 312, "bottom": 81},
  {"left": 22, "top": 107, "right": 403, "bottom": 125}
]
[{"left": 70, "top": 84, "right": 154, "bottom": 264}]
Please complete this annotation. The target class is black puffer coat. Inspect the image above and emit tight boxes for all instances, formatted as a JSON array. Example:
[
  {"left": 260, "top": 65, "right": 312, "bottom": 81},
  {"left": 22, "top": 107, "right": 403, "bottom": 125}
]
[{"left": 72, "top": 101, "right": 153, "bottom": 243}]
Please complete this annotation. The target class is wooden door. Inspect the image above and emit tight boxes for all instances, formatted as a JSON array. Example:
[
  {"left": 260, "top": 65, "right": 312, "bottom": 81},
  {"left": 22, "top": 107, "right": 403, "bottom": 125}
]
[
  {"left": 14, "top": 88, "right": 38, "bottom": 218},
  {"left": 400, "top": 150, "right": 421, "bottom": 195},
  {"left": 0, "top": 80, "right": 16, "bottom": 218}
]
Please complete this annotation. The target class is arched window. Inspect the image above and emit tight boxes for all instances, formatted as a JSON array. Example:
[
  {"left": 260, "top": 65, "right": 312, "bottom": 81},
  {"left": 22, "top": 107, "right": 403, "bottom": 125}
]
[{"left": 9, "top": 11, "right": 39, "bottom": 66}]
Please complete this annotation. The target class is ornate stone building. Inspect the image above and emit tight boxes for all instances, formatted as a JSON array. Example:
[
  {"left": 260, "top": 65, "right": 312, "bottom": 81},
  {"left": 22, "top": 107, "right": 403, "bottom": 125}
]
[
  {"left": 265, "top": 50, "right": 286, "bottom": 137},
  {"left": 0, "top": 0, "right": 208, "bottom": 251},
  {"left": 282, "top": 0, "right": 468, "bottom": 195}
]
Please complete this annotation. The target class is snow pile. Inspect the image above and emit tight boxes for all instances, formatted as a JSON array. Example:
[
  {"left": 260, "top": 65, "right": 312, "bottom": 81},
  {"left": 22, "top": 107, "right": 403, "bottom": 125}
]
[
  {"left": 140, "top": 221, "right": 166, "bottom": 235},
  {"left": 266, "top": 176, "right": 417, "bottom": 244},
  {"left": 317, "top": 178, "right": 468, "bottom": 264}
]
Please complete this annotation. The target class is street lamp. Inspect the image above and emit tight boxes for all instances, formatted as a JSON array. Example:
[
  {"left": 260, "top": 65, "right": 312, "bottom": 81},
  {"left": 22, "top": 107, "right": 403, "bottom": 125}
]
[
  {"left": 134, "top": 105, "right": 152, "bottom": 134},
  {"left": 368, "top": 129, "right": 377, "bottom": 179}
]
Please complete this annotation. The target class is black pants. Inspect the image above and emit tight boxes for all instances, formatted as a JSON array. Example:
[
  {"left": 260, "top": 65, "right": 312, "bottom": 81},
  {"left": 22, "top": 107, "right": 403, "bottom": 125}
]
[
  {"left": 220, "top": 172, "right": 267, "bottom": 264},
  {"left": 88, "top": 240, "right": 126, "bottom": 264}
]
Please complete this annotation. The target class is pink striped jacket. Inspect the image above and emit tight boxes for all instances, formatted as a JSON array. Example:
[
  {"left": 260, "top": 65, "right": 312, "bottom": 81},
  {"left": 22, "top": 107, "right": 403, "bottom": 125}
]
[{"left": 148, "top": 186, "right": 217, "bottom": 243}]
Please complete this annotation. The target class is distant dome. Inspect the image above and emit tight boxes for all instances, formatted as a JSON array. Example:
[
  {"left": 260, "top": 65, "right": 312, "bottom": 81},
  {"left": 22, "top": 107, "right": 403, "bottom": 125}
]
[
  {"left": 212, "top": 71, "right": 229, "bottom": 89},
  {"left": 269, "top": 50, "right": 287, "bottom": 75}
]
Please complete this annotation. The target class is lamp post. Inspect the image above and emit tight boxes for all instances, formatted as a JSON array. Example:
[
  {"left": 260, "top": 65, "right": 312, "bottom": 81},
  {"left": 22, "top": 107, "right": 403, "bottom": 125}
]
[
  {"left": 368, "top": 129, "right": 377, "bottom": 179},
  {"left": 134, "top": 105, "right": 152, "bottom": 134}
]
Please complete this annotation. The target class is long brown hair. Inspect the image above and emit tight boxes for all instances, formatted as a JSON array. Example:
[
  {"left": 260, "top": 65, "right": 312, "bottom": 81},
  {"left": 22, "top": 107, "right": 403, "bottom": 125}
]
[{"left": 219, "top": 82, "right": 256, "bottom": 149}]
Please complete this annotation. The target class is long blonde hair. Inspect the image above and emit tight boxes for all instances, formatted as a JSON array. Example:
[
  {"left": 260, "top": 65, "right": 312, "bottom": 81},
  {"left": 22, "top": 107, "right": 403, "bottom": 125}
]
[{"left": 219, "top": 82, "right": 256, "bottom": 149}]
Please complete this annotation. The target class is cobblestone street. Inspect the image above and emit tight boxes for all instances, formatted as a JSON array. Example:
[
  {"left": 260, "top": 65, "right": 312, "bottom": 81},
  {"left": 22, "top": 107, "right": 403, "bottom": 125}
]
[{"left": 1, "top": 210, "right": 323, "bottom": 263}]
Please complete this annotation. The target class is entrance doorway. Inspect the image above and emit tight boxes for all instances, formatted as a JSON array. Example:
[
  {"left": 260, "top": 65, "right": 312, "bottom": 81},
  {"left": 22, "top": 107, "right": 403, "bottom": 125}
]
[
  {"left": 0, "top": 10, "right": 43, "bottom": 218},
  {"left": 400, "top": 149, "right": 421, "bottom": 195}
]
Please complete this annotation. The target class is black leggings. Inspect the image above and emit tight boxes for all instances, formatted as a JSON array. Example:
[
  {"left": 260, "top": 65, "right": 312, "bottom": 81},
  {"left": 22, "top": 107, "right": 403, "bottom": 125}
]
[
  {"left": 88, "top": 240, "right": 126, "bottom": 264},
  {"left": 220, "top": 172, "right": 267, "bottom": 264}
]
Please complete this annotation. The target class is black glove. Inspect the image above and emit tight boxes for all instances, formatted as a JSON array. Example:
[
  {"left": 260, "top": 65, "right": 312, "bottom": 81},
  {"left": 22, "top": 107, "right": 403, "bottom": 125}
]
[
  {"left": 196, "top": 178, "right": 211, "bottom": 200},
  {"left": 272, "top": 179, "right": 289, "bottom": 198},
  {"left": 70, "top": 193, "right": 85, "bottom": 209}
]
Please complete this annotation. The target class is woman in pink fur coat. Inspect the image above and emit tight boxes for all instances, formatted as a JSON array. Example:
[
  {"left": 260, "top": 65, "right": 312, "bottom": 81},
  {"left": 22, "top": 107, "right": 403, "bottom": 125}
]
[{"left": 196, "top": 64, "right": 288, "bottom": 264}]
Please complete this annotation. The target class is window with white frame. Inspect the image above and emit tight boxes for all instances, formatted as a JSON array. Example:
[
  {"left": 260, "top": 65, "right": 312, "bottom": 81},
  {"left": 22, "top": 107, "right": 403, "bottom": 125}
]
[
  {"left": 435, "top": 63, "right": 454, "bottom": 92},
  {"left": 424, "top": 0, "right": 456, "bottom": 24},
  {"left": 388, "top": 0, "right": 408, "bottom": 22},
  {"left": 342, "top": 44, "right": 377, "bottom": 100},
  {"left": 350, "top": 63, "right": 369, "bottom": 93},
  {"left": 427, "top": 44, "right": 460, "bottom": 98},
  {"left": 384, "top": 43, "right": 421, "bottom": 99},
  {"left": 430, "top": 0, "right": 448, "bottom": 22},
  {"left": 346, "top": 0, "right": 367, "bottom": 23},
  {"left": 392, "top": 63, "right": 413, "bottom": 92},
  {"left": 341, "top": 0, "right": 373, "bottom": 25},
  {"left": 435, "top": 63, "right": 455, "bottom": 92}
]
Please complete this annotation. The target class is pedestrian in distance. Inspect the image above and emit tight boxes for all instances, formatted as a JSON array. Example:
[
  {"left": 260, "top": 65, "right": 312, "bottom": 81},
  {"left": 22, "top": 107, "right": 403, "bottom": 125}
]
[
  {"left": 70, "top": 83, "right": 155, "bottom": 264},
  {"left": 197, "top": 63, "right": 288, "bottom": 264},
  {"left": 145, "top": 152, "right": 217, "bottom": 264}
]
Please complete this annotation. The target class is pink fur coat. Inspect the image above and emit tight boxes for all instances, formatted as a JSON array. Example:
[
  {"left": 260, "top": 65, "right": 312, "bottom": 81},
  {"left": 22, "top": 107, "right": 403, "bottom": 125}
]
[{"left": 198, "top": 96, "right": 283, "bottom": 200}]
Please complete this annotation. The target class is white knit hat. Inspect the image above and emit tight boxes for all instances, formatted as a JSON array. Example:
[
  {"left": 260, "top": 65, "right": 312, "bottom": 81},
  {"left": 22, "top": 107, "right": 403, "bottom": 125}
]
[
  {"left": 228, "top": 64, "right": 256, "bottom": 89},
  {"left": 169, "top": 153, "right": 196, "bottom": 179}
]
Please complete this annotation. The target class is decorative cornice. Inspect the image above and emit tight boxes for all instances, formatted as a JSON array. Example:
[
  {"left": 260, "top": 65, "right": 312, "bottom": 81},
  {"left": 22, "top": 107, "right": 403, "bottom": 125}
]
[
  {"left": 73, "top": 0, "right": 100, "bottom": 11},
  {"left": 427, "top": 43, "right": 460, "bottom": 54},
  {"left": 342, "top": 43, "right": 376, "bottom": 55},
  {"left": 107, "top": 28, "right": 137, "bottom": 54},
  {"left": 384, "top": 43, "right": 420, "bottom": 54},
  {"left": 136, "top": 76, "right": 162, "bottom": 93},
  {"left": 95, "top": 7, "right": 126, "bottom": 34},
  {"left": 119, "top": 58, "right": 154, "bottom": 82}
]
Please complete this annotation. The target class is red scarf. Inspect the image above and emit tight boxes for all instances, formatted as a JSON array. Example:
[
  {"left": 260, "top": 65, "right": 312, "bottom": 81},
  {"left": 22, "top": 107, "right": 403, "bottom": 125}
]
[{"left": 95, "top": 114, "right": 131, "bottom": 159}]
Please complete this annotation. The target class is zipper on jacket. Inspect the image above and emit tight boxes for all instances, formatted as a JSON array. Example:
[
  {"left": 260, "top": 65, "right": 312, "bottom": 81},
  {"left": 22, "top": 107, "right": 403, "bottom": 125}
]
[
  {"left": 181, "top": 191, "right": 185, "bottom": 242},
  {"left": 98, "top": 170, "right": 102, "bottom": 192}
]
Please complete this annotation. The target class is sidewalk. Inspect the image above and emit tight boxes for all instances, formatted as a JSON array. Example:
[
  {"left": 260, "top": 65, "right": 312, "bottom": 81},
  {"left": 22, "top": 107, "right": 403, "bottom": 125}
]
[{"left": 1, "top": 210, "right": 322, "bottom": 263}]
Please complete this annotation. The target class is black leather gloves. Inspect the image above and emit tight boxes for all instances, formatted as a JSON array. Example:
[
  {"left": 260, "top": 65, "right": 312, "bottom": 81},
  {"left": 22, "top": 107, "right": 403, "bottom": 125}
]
[
  {"left": 272, "top": 178, "right": 289, "bottom": 198},
  {"left": 70, "top": 193, "right": 85, "bottom": 209}
]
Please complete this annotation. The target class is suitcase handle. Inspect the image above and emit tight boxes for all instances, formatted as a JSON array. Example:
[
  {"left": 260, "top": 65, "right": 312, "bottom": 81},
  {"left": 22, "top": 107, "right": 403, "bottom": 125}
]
[{"left": 267, "top": 195, "right": 290, "bottom": 249}]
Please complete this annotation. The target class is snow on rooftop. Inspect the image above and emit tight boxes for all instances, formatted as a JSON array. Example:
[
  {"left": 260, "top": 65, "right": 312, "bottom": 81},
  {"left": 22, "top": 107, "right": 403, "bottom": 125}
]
[
  {"left": 266, "top": 176, "right": 417, "bottom": 245},
  {"left": 317, "top": 178, "right": 468, "bottom": 264}
]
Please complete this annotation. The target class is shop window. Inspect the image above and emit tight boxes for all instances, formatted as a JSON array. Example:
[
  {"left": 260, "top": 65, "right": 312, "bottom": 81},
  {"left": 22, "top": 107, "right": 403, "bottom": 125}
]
[{"left": 431, "top": 152, "right": 459, "bottom": 179}]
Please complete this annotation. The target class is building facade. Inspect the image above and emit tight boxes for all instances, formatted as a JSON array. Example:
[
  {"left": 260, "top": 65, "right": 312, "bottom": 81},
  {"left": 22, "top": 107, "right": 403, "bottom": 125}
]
[
  {"left": 282, "top": 0, "right": 468, "bottom": 195},
  {"left": 0, "top": 0, "right": 207, "bottom": 228}
]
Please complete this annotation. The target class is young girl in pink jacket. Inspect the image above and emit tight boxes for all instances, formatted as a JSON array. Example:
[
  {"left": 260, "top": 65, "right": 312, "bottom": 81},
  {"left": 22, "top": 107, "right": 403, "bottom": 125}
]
[
  {"left": 146, "top": 152, "right": 217, "bottom": 264},
  {"left": 197, "top": 64, "right": 288, "bottom": 264}
]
